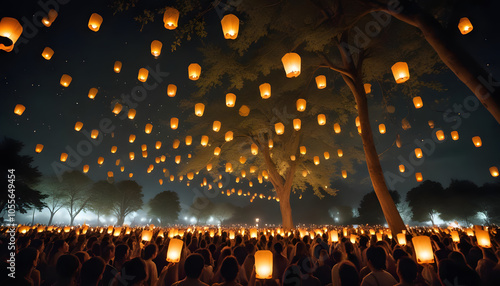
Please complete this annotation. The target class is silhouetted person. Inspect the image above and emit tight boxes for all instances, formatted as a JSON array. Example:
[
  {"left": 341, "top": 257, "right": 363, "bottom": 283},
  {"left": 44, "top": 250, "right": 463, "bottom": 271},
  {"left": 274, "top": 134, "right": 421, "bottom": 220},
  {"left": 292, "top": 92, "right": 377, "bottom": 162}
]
[
  {"left": 214, "top": 256, "right": 241, "bottom": 286},
  {"left": 17, "top": 247, "right": 39, "bottom": 286},
  {"left": 119, "top": 257, "right": 147, "bottom": 286},
  {"left": 172, "top": 253, "right": 208, "bottom": 286},
  {"left": 144, "top": 243, "right": 159, "bottom": 286},
  {"left": 100, "top": 243, "right": 116, "bottom": 286},
  {"left": 360, "top": 246, "right": 396, "bottom": 286},
  {"left": 339, "top": 261, "right": 360, "bottom": 286},
  {"left": 394, "top": 257, "right": 417, "bottom": 286},
  {"left": 272, "top": 242, "right": 289, "bottom": 283},
  {"left": 54, "top": 254, "right": 80, "bottom": 286},
  {"left": 80, "top": 257, "right": 105, "bottom": 286}
]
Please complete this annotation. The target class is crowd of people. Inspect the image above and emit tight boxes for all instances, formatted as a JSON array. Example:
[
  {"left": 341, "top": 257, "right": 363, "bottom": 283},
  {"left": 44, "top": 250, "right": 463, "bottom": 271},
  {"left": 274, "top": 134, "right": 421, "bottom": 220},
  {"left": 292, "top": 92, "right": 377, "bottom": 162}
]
[{"left": 1, "top": 226, "right": 500, "bottom": 286}]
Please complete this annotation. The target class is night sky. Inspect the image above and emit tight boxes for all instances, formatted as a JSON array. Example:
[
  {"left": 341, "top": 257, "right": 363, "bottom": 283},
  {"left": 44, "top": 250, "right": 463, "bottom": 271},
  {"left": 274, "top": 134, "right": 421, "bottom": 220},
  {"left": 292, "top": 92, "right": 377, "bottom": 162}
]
[{"left": 1, "top": 0, "right": 500, "bottom": 225}]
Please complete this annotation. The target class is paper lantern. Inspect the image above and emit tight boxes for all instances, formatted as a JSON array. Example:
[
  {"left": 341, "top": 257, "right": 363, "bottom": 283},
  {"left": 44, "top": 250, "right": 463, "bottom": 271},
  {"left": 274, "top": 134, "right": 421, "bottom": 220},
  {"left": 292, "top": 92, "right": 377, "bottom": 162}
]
[
  {"left": 81, "top": 164, "right": 89, "bottom": 174},
  {"left": 251, "top": 144, "right": 258, "bottom": 155},
  {"left": 151, "top": 40, "right": 162, "bottom": 57},
  {"left": 391, "top": 62, "right": 410, "bottom": 83},
  {"left": 195, "top": 103, "right": 205, "bottom": 116},
  {"left": 226, "top": 93, "right": 236, "bottom": 107},
  {"left": 397, "top": 233, "right": 406, "bottom": 246},
  {"left": 41, "top": 9, "right": 58, "bottom": 27},
  {"left": 225, "top": 131, "right": 233, "bottom": 142},
  {"left": 221, "top": 14, "right": 239, "bottom": 39},
  {"left": 296, "top": 99, "right": 306, "bottom": 112},
  {"left": 125, "top": 109, "right": 135, "bottom": 120},
  {"left": 86, "top": 88, "right": 98, "bottom": 100},
  {"left": 337, "top": 149, "right": 343, "bottom": 157},
  {"left": 351, "top": 234, "right": 358, "bottom": 244},
  {"left": 355, "top": 117, "right": 360, "bottom": 127},
  {"left": 14, "top": 104, "right": 25, "bottom": 115},
  {"left": 489, "top": 166, "right": 499, "bottom": 177},
  {"left": 315, "top": 75, "right": 326, "bottom": 89},
  {"left": 214, "top": 147, "right": 221, "bottom": 156},
  {"left": 475, "top": 229, "right": 491, "bottom": 247},
  {"left": 415, "top": 172, "right": 423, "bottom": 182},
  {"left": 129, "top": 152, "right": 135, "bottom": 160},
  {"left": 142, "top": 151, "right": 148, "bottom": 158},
  {"left": 145, "top": 123, "right": 153, "bottom": 134},
  {"left": 112, "top": 102, "right": 122, "bottom": 115},
  {"left": 292, "top": 119, "right": 301, "bottom": 131},
  {"left": 412, "top": 236, "right": 434, "bottom": 264},
  {"left": 163, "top": 7, "right": 179, "bottom": 30},
  {"left": 300, "top": 146, "right": 306, "bottom": 155},
  {"left": 275, "top": 122, "right": 285, "bottom": 135},
  {"left": 379, "top": 124, "right": 386, "bottom": 134},
  {"left": 60, "top": 74, "right": 72, "bottom": 87},
  {"left": 42, "top": 47, "right": 54, "bottom": 60},
  {"left": 212, "top": 121, "right": 221, "bottom": 132},
  {"left": 225, "top": 162, "right": 233, "bottom": 173},
  {"left": 167, "top": 84, "right": 177, "bottom": 97},
  {"left": 114, "top": 61, "right": 122, "bottom": 73},
  {"left": 450, "top": 231, "right": 459, "bottom": 243},
  {"left": 399, "top": 164, "right": 405, "bottom": 173},
  {"left": 451, "top": 131, "right": 459, "bottom": 141},
  {"left": 141, "top": 230, "right": 153, "bottom": 241},
  {"left": 413, "top": 96, "right": 423, "bottom": 109},
  {"left": 60, "top": 153, "right": 68, "bottom": 162},
  {"left": 138, "top": 68, "right": 149, "bottom": 82},
  {"left": 116, "top": 159, "right": 121, "bottom": 166},
  {"left": 91, "top": 130, "right": 98, "bottom": 139},
  {"left": 317, "top": 114, "right": 326, "bottom": 125},
  {"left": 342, "top": 170, "right": 347, "bottom": 178},
  {"left": 259, "top": 83, "right": 271, "bottom": 99},
  {"left": 364, "top": 83, "right": 372, "bottom": 94},
  {"left": 110, "top": 146, "right": 117, "bottom": 154},
  {"left": 414, "top": 148, "right": 423, "bottom": 159},
  {"left": 108, "top": 171, "right": 113, "bottom": 178},
  {"left": 458, "top": 17, "right": 473, "bottom": 35},
  {"left": 35, "top": 144, "right": 44, "bottom": 153},
  {"left": 167, "top": 238, "right": 184, "bottom": 262},
  {"left": 435, "top": 130, "right": 445, "bottom": 141},
  {"left": 0, "top": 17, "right": 23, "bottom": 52},
  {"left": 97, "top": 157, "right": 104, "bottom": 165},
  {"left": 333, "top": 123, "right": 341, "bottom": 133},
  {"left": 188, "top": 63, "right": 201, "bottom": 80},
  {"left": 472, "top": 136, "right": 482, "bottom": 147},
  {"left": 128, "top": 134, "right": 136, "bottom": 143},
  {"left": 173, "top": 139, "right": 180, "bottom": 149},
  {"left": 255, "top": 250, "right": 273, "bottom": 279},
  {"left": 428, "top": 120, "right": 435, "bottom": 129},
  {"left": 205, "top": 163, "right": 212, "bottom": 172},
  {"left": 268, "top": 139, "right": 273, "bottom": 149},
  {"left": 88, "top": 13, "right": 103, "bottom": 32},
  {"left": 313, "top": 156, "right": 320, "bottom": 165},
  {"left": 175, "top": 155, "right": 181, "bottom": 164},
  {"left": 281, "top": 53, "right": 301, "bottom": 78},
  {"left": 239, "top": 105, "right": 250, "bottom": 117},
  {"left": 141, "top": 144, "right": 147, "bottom": 152},
  {"left": 187, "top": 172, "right": 194, "bottom": 180},
  {"left": 330, "top": 230, "right": 339, "bottom": 242},
  {"left": 170, "top": 118, "right": 179, "bottom": 129},
  {"left": 322, "top": 152, "right": 329, "bottom": 160},
  {"left": 185, "top": 136, "right": 192, "bottom": 146},
  {"left": 201, "top": 135, "right": 209, "bottom": 146}
]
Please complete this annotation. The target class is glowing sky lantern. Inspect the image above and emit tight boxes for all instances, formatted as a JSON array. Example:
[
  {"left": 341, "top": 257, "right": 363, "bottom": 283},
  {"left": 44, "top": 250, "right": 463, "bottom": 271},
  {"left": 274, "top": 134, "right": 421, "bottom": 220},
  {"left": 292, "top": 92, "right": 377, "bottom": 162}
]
[
  {"left": 112, "top": 102, "right": 122, "bottom": 115},
  {"left": 337, "top": 149, "right": 343, "bottom": 157},
  {"left": 185, "top": 136, "right": 192, "bottom": 146},
  {"left": 293, "top": 119, "right": 301, "bottom": 131},
  {"left": 42, "top": 47, "right": 54, "bottom": 60},
  {"left": 451, "top": 131, "right": 459, "bottom": 140},
  {"left": 415, "top": 172, "right": 423, "bottom": 182},
  {"left": 188, "top": 63, "right": 201, "bottom": 80},
  {"left": 129, "top": 134, "right": 136, "bottom": 143},
  {"left": 214, "top": 147, "right": 221, "bottom": 156},
  {"left": 399, "top": 164, "right": 405, "bottom": 173},
  {"left": 221, "top": 14, "right": 239, "bottom": 39},
  {"left": 200, "top": 135, "right": 209, "bottom": 147},
  {"left": 378, "top": 124, "right": 386, "bottom": 134},
  {"left": 364, "top": 83, "right": 372, "bottom": 94},
  {"left": 225, "top": 131, "right": 233, "bottom": 142},
  {"left": 472, "top": 136, "right": 482, "bottom": 147},
  {"left": 145, "top": 123, "right": 153, "bottom": 134},
  {"left": 225, "top": 162, "right": 233, "bottom": 173},
  {"left": 150, "top": 40, "right": 162, "bottom": 57},
  {"left": 175, "top": 155, "right": 181, "bottom": 164},
  {"left": 87, "top": 88, "right": 98, "bottom": 100},
  {"left": 314, "top": 156, "right": 320, "bottom": 165},
  {"left": 0, "top": 17, "right": 23, "bottom": 52},
  {"left": 172, "top": 139, "right": 180, "bottom": 149},
  {"left": 14, "top": 104, "right": 25, "bottom": 116},
  {"left": 114, "top": 61, "right": 122, "bottom": 73},
  {"left": 213, "top": 121, "right": 221, "bottom": 132},
  {"left": 167, "top": 84, "right": 177, "bottom": 97},
  {"left": 60, "top": 153, "right": 68, "bottom": 162},
  {"left": 35, "top": 144, "right": 44, "bottom": 153},
  {"left": 141, "top": 144, "right": 147, "bottom": 152},
  {"left": 88, "top": 13, "right": 103, "bottom": 32},
  {"left": 170, "top": 118, "right": 179, "bottom": 129},
  {"left": 341, "top": 170, "right": 347, "bottom": 178},
  {"left": 107, "top": 171, "right": 113, "bottom": 178},
  {"left": 111, "top": 146, "right": 117, "bottom": 153},
  {"left": 333, "top": 123, "right": 341, "bottom": 133},
  {"left": 259, "top": 83, "right": 271, "bottom": 99},
  {"left": 490, "top": 166, "right": 499, "bottom": 177},
  {"left": 97, "top": 157, "right": 104, "bottom": 165},
  {"left": 315, "top": 75, "right": 326, "bottom": 89},
  {"left": 41, "top": 9, "right": 58, "bottom": 27},
  {"left": 127, "top": 109, "right": 136, "bottom": 120},
  {"left": 239, "top": 105, "right": 250, "bottom": 117},
  {"left": 239, "top": 156, "right": 247, "bottom": 164},
  {"left": 275, "top": 122, "right": 285, "bottom": 135},
  {"left": 397, "top": 233, "right": 406, "bottom": 246},
  {"left": 268, "top": 139, "right": 273, "bottom": 149},
  {"left": 412, "top": 236, "right": 434, "bottom": 264},
  {"left": 300, "top": 146, "right": 306, "bottom": 155},
  {"left": 251, "top": 144, "right": 258, "bottom": 155},
  {"left": 296, "top": 99, "right": 306, "bottom": 112},
  {"left": 206, "top": 163, "right": 212, "bottom": 171},
  {"left": 226, "top": 93, "right": 236, "bottom": 107},
  {"left": 415, "top": 148, "right": 423, "bottom": 158},
  {"left": 413, "top": 96, "right": 423, "bottom": 109},
  {"left": 281, "top": 53, "right": 301, "bottom": 78},
  {"left": 138, "top": 68, "right": 149, "bottom": 82},
  {"left": 458, "top": 17, "right": 473, "bottom": 35},
  {"left": 317, "top": 114, "right": 326, "bottom": 125},
  {"left": 91, "top": 130, "right": 99, "bottom": 139},
  {"left": 73, "top": 121, "right": 83, "bottom": 131},
  {"left": 60, "top": 74, "right": 72, "bottom": 87},
  {"left": 255, "top": 250, "right": 273, "bottom": 279},
  {"left": 163, "top": 7, "right": 179, "bottom": 30},
  {"left": 391, "top": 62, "right": 410, "bottom": 83},
  {"left": 435, "top": 130, "right": 445, "bottom": 141},
  {"left": 302, "top": 170, "right": 308, "bottom": 177},
  {"left": 195, "top": 103, "right": 205, "bottom": 116},
  {"left": 324, "top": 152, "right": 330, "bottom": 160}
]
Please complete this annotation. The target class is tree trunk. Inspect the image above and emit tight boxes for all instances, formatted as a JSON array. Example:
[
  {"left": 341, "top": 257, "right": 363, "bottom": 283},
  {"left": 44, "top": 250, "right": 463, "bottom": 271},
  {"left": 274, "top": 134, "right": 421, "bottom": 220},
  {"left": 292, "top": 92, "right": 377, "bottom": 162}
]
[
  {"left": 379, "top": 1, "right": 500, "bottom": 124},
  {"left": 96, "top": 211, "right": 100, "bottom": 226},
  {"left": 31, "top": 208, "right": 35, "bottom": 225},
  {"left": 48, "top": 212, "right": 55, "bottom": 225},
  {"left": 70, "top": 215, "right": 75, "bottom": 226},
  {"left": 278, "top": 191, "right": 294, "bottom": 230},
  {"left": 117, "top": 215, "right": 125, "bottom": 226}
]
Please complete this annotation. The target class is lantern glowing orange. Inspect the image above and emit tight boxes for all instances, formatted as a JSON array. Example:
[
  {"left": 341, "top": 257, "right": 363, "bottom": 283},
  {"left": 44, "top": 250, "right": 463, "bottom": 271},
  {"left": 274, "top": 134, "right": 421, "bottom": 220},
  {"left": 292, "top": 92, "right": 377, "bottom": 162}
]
[
  {"left": 167, "top": 84, "right": 177, "bottom": 97},
  {"left": 188, "top": 63, "right": 201, "bottom": 80},
  {"left": 330, "top": 230, "right": 339, "bottom": 242},
  {"left": 221, "top": 14, "right": 239, "bottom": 39},
  {"left": 458, "top": 17, "right": 473, "bottom": 35},
  {"left": 151, "top": 40, "right": 162, "bottom": 57},
  {"left": 87, "top": 88, "right": 98, "bottom": 100},
  {"left": 334, "top": 123, "right": 341, "bottom": 134},
  {"left": 206, "top": 163, "right": 212, "bottom": 171},
  {"left": 173, "top": 139, "right": 180, "bottom": 149},
  {"left": 475, "top": 229, "right": 491, "bottom": 247},
  {"left": 299, "top": 146, "right": 306, "bottom": 155},
  {"left": 435, "top": 130, "right": 445, "bottom": 141},
  {"left": 88, "top": 13, "right": 103, "bottom": 32},
  {"left": 275, "top": 122, "right": 285, "bottom": 135},
  {"left": 60, "top": 74, "right": 72, "bottom": 87},
  {"left": 129, "top": 134, "right": 136, "bottom": 143},
  {"left": 268, "top": 139, "right": 273, "bottom": 149},
  {"left": 141, "top": 230, "right": 153, "bottom": 241},
  {"left": 378, "top": 124, "right": 386, "bottom": 134},
  {"left": 214, "top": 147, "right": 221, "bottom": 156},
  {"left": 225, "top": 131, "right": 233, "bottom": 142},
  {"left": 293, "top": 119, "right": 301, "bottom": 131},
  {"left": 201, "top": 135, "right": 209, "bottom": 147},
  {"left": 472, "top": 136, "right": 482, "bottom": 147},
  {"left": 364, "top": 83, "right": 372, "bottom": 94},
  {"left": 281, "top": 53, "right": 301, "bottom": 78},
  {"left": 127, "top": 109, "right": 136, "bottom": 120},
  {"left": 42, "top": 9, "right": 58, "bottom": 27},
  {"left": 167, "top": 238, "right": 183, "bottom": 262},
  {"left": 251, "top": 144, "right": 258, "bottom": 155},
  {"left": 255, "top": 250, "right": 273, "bottom": 279},
  {"left": 35, "top": 144, "right": 44, "bottom": 153},
  {"left": 490, "top": 166, "right": 499, "bottom": 177},
  {"left": 0, "top": 17, "right": 23, "bottom": 52},
  {"left": 397, "top": 233, "right": 406, "bottom": 246},
  {"left": 108, "top": 171, "right": 113, "bottom": 178},
  {"left": 42, "top": 47, "right": 54, "bottom": 60},
  {"left": 185, "top": 136, "right": 192, "bottom": 146},
  {"left": 97, "top": 157, "right": 104, "bottom": 165},
  {"left": 317, "top": 114, "right": 326, "bottom": 125},
  {"left": 112, "top": 102, "right": 122, "bottom": 115},
  {"left": 111, "top": 146, "right": 117, "bottom": 154},
  {"left": 114, "top": 61, "right": 122, "bottom": 73},
  {"left": 129, "top": 152, "right": 135, "bottom": 160},
  {"left": 313, "top": 156, "right": 320, "bottom": 165},
  {"left": 170, "top": 118, "right": 179, "bottom": 129},
  {"left": 225, "top": 162, "right": 233, "bottom": 173},
  {"left": 324, "top": 152, "right": 330, "bottom": 160},
  {"left": 450, "top": 231, "right": 459, "bottom": 243},
  {"left": 138, "top": 68, "right": 149, "bottom": 82},
  {"left": 226, "top": 93, "right": 236, "bottom": 107},
  {"left": 399, "top": 164, "right": 405, "bottom": 173},
  {"left": 451, "top": 131, "right": 459, "bottom": 141},
  {"left": 412, "top": 236, "right": 434, "bottom": 264},
  {"left": 259, "top": 83, "right": 271, "bottom": 99},
  {"left": 315, "top": 75, "right": 326, "bottom": 89},
  {"left": 296, "top": 99, "right": 306, "bottom": 112},
  {"left": 163, "top": 7, "right": 179, "bottom": 30},
  {"left": 342, "top": 170, "right": 347, "bottom": 178},
  {"left": 175, "top": 155, "right": 181, "bottom": 164},
  {"left": 60, "top": 153, "right": 68, "bottom": 162},
  {"left": 391, "top": 62, "right": 410, "bottom": 83},
  {"left": 239, "top": 105, "right": 250, "bottom": 117},
  {"left": 213, "top": 121, "right": 221, "bottom": 132},
  {"left": 91, "top": 130, "right": 98, "bottom": 139},
  {"left": 415, "top": 148, "right": 423, "bottom": 159},
  {"left": 81, "top": 165, "right": 89, "bottom": 174},
  {"left": 337, "top": 149, "right": 343, "bottom": 157},
  {"left": 145, "top": 123, "right": 153, "bottom": 134},
  {"left": 194, "top": 103, "right": 205, "bottom": 117},
  {"left": 14, "top": 104, "right": 25, "bottom": 116},
  {"left": 415, "top": 172, "right": 423, "bottom": 182},
  {"left": 413, "top": 96, "right": 423, "bottom": 109}
]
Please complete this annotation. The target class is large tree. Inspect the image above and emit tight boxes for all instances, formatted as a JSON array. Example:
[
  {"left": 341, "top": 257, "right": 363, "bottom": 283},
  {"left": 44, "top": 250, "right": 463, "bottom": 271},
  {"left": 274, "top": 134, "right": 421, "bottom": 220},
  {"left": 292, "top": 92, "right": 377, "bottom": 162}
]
[
  {"left": 0, "top": 137, "right": 46, "bottom": 220},
  {"left": 148, "top": 190, "right": 181, "bottom": 226},
  {"left": 358, "top": 190, "right": 400, "bottom": 225},
  {"left": 61, "top": 171, "right": 93, "bottom": 225},
  {"left": 37, "top": 177, "right": 66, "bottom": 225},
  {"left": 406, "top": 180, "right": 444, "bottom": 225},
  {"left": 88, "top": 181, "right": 117, "bottom": 226},
  {"left": 440, "top": 179, "right": 479, "bottom": 223},
  {"left": 475, "top": 181, "right": 500, "bottom": 225},
  {"left": 112, "top": 180, "right": 144, "bottom": 225}
]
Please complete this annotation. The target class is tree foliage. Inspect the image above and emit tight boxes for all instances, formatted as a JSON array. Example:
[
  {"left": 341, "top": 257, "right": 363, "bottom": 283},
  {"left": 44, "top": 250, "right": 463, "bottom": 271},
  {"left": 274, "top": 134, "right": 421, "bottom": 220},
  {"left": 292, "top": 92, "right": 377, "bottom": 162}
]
[
  {"left": 358, "top": 190, "right": 400, "bottom": 225},
  {"left": 60, "top": 171, "right": 93, "bottom": 225},
  {"left": 406, "top": 180, "right": 444, "bottom": 224},
  {"left": 88, "top": 181, "right": 117, "bottom": 225},
  {"left": 37, "top": 177, "right": 66, "bottom": 225},
  {"left": 112, "top": 180, "right": 144, "bottom": 225},
  {"left": 148, "top": 190, "right": 181, "bottom": 226}
]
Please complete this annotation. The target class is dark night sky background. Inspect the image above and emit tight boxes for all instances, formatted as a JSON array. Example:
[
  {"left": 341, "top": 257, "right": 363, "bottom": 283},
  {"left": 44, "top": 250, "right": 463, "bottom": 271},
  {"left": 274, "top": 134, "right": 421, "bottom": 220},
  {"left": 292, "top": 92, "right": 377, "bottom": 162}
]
[{"left": 1, "top": 0, "right": 500, "bottom": 225}]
